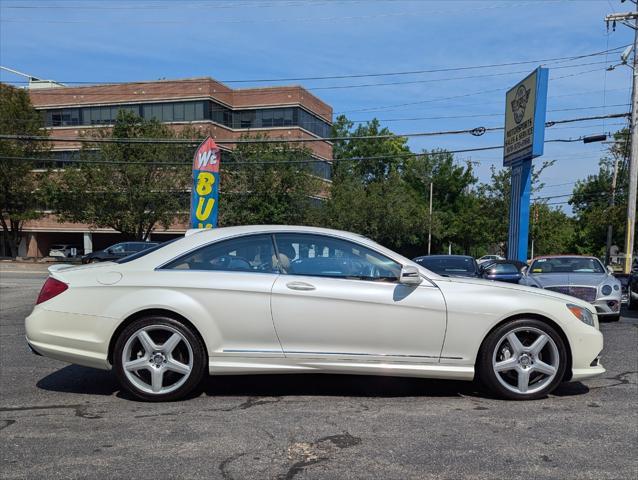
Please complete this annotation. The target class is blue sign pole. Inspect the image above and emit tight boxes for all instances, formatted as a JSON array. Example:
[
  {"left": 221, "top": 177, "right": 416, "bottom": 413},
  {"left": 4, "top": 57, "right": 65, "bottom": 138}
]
[{"left": 507, "top": 159, "right": 532, "bottom": 261}]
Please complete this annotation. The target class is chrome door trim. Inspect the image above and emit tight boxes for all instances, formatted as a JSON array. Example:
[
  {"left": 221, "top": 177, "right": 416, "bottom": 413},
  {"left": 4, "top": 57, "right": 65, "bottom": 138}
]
[{"left": 222, "top": 348, "right": 462, "bottom": 360}]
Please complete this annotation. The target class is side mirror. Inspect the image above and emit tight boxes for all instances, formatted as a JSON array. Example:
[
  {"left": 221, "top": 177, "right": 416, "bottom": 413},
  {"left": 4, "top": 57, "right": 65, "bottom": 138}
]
[
  {"left": 400, "top": 265, "right": 422, "bottom": 286},
  {"left": 606, "top": 265, "right": 614, "bottom": 274}
]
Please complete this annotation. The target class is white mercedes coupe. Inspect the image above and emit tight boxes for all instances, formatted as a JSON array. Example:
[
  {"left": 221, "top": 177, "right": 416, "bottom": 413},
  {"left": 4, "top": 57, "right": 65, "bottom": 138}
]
[{"left": 26, "top": 226, "right": 604, "bottom": 401}]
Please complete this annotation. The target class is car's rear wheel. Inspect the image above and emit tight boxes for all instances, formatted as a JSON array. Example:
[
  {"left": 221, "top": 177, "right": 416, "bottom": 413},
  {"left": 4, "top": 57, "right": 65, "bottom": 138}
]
[
  {"left": 113, "top": 316, "right": 206, "bottom": 401},
  {"left": 478, "top": 319, "right": 567, "bottom": 400}
]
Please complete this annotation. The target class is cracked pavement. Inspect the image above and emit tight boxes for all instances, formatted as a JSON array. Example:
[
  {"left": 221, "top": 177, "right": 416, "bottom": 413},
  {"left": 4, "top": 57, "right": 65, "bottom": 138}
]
[{"left": 1, "top": 269, "right": 637, "bottom": 479}]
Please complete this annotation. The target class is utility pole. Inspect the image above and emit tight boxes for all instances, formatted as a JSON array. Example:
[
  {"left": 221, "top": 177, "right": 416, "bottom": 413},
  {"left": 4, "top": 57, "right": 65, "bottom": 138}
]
[
  {"left": 606, "top": 7, "right": 638, "bottom": 274},
  {"left": 605, "top": 156, "right": 620, "bottom": 266},
  {"left": 427, "top": 182, "right": 433, "bottom": 255}
]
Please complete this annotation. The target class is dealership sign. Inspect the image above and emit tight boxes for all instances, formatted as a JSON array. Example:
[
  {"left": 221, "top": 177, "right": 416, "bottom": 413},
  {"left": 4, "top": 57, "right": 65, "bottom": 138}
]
[
  {"left": 504, "top": 67, "right": 548, "bottom": 262},
  {"left": 503, "top": 67, "right": 548, "bottom": 167},
  {"left": 190, "top": 137, "right": 221, "bottom": 229}
]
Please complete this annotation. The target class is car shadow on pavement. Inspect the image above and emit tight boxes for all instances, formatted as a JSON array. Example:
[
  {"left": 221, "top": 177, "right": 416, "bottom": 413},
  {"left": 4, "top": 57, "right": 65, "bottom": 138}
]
[
  {"left": 201, "top": 374, "right": 482, "bottom": 399},
  {"left": 36, "top": 366, "right": 590, "bottom": 401},
  {"left": 36, "top": 365, "right": 119, "bottom": 396}
]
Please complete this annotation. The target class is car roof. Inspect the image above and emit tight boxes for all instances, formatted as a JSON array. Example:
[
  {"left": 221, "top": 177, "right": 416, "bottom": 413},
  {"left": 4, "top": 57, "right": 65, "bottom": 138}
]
[
  {"left": 532, "top": 255, "right": 598, "bottom": 261},
  {"left": 415, "top": 255, "right": 474, "bottom": 260},
  {"left": 119, "top": 225, "right": 441, "bottom": 277}
]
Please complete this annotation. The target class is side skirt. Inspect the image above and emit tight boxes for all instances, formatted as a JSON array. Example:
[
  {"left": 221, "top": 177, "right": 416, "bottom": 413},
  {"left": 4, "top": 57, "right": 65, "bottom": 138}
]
[{"left": 209, "top": 356, "right": 474, "bottom": 380}]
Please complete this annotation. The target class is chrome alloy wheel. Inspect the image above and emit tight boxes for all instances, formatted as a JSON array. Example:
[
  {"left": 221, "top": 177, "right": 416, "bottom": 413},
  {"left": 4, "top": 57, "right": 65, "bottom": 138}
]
[
  {"left": 121, "top": 325, "right": 193, "bottom": 395},
  {"left": 491, "top": 326, "right": 560, "bottom": 395}
]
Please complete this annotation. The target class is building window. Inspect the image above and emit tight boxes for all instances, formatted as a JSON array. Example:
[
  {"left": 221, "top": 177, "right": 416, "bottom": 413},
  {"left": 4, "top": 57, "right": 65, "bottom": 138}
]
[
  {"left": 39, "top": 101, "right": 332, "bottom": 137},
  {"left": 174, "top": 102, "right": 185, "bottom": 121}
]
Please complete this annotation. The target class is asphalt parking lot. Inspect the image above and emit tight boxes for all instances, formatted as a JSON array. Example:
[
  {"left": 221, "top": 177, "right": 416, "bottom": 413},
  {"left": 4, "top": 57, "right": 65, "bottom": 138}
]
[{"left": 1, "top": 266, "right": 636, "bottom": 480}]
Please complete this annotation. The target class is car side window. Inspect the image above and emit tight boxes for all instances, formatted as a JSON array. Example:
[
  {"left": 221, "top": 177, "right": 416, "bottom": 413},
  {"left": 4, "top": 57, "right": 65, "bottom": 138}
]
[
  {"left": 273, "top": 233, "right": 401, "bottom": 282},
  {"left": 161, "top": 234, "right": 278, "bottom": 273},
  {"left": 110, "top": 244, "right": 126, "bottom": 254}
]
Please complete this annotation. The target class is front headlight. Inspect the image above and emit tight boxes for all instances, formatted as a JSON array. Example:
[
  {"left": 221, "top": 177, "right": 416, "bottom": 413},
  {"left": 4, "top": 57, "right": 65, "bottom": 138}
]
[
  {"left": 567, "top": 303, "right": 595, "bottom": 326},
  {"left": 601, "top": 284, "right": 612, "bottom": 296}
]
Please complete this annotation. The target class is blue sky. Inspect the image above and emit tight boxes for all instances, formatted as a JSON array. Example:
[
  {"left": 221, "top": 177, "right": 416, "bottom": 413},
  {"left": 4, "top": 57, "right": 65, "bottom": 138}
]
[{"left": 0, "top": 0, "right": 634, "bottom": 210}]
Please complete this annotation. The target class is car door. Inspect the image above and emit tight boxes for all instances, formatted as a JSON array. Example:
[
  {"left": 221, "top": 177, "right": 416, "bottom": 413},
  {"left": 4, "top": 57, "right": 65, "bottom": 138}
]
[
  {"left": 270, "top": 233, "right": 447, "bottom": 362},
  {"left": 159, "top": 233, "right": 284, "bottom": 356}
]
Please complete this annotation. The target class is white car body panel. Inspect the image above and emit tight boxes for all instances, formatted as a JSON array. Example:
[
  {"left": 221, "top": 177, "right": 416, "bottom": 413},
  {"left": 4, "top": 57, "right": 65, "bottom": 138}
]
[
  {"left": 25, "top": 225, "right": 605, "bottom": 385},
  {"left": 270, "top": 274, "right": 447, "bottom": 361}
]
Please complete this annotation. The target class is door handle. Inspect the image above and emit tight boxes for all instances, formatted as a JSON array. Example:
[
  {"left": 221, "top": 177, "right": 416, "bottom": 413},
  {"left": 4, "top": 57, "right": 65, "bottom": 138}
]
[{"left": 286, "top": 281, "right": 316, "bottom": 291}]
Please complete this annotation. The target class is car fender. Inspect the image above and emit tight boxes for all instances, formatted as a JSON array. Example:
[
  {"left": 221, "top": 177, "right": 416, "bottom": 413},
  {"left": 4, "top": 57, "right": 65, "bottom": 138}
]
[{"left": 101, "top": 287, "right": 224, "bottom": 354}]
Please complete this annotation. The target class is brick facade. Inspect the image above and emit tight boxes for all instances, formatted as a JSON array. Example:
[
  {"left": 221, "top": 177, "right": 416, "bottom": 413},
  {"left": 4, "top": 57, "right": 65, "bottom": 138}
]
[{"left": 7, "top": 77, "right": 333, "bottom": 258}]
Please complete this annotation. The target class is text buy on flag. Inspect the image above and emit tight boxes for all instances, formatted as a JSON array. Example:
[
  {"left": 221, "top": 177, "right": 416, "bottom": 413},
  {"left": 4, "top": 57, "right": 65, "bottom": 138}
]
[{"left": 190, "top": 137, "right": 221, "bottom": 229}]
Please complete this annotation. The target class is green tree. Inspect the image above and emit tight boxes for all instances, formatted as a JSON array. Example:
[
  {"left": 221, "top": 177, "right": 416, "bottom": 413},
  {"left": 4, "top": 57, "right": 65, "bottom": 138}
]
[
  {"left": 478, "top": 160, "right": 557, "bottom": 257},
  {"left": 570, "top": 129, "right": 631, "bottom": 256},
  {"left": 47, "top": 111, "right": 194, "bottom": 240},
  {"left": 0, "top": 83, "right": 49, "bottom": 257},
  {"left": 530, "top": 203, "right": 575, "bottom": 256},
  {"left": 325, "top": 116, "right": 428, "bottom": 255},
  {"left": 218, "top": 137, "right": 323, "bottom": 226},
  {"left": 403, "top": 150, "right": 480, "bottom": 255}
]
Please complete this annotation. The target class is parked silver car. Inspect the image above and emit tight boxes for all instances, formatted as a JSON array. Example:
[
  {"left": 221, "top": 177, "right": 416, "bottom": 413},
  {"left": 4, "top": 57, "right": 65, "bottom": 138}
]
[
  {"left": 48, "top": 244, "right": 81, "bottom": 258},
  {"left": 520, "top": 255, "right": 622, "bottom": 321}
]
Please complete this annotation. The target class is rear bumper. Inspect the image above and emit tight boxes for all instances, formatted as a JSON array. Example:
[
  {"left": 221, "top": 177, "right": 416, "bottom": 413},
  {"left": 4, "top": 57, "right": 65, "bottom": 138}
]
[{"left": 25, "top": 307, "right": 115, "bottom": 370}]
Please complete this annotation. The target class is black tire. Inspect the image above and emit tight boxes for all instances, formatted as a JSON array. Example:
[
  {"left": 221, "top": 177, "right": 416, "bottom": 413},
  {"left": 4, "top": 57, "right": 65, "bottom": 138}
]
[
  {"left": 113, "top": 316, "right": 207, "bottom": 402},
  {"left": 477, "top": 318, "right": 567, "bottom": 400}
]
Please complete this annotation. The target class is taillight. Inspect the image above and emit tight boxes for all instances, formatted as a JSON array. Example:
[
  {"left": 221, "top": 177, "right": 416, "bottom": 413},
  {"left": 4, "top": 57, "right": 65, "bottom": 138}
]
[{"left": 36, "top": 277, "right": 68, "bottom": 305}]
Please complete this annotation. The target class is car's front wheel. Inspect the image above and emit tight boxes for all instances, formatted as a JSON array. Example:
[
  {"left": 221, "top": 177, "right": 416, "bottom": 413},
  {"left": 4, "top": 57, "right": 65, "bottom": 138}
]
[
  {"left": 478, "top": 319, "right": 567, "bottom": 400},
  {"left": 113, "top": 316, "right": 207, "bottom": 401}
]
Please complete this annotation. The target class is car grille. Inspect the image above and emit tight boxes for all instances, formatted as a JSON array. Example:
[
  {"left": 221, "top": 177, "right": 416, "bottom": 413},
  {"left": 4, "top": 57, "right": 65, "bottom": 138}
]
[{"left": 545, "top": 286, "right": 597, "bottom": 303}]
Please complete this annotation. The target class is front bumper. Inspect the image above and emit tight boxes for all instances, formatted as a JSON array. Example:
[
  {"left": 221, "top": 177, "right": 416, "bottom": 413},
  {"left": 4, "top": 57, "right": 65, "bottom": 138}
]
[
  {"left": 592, "top": 297, "right": 621, "bottom": 316},
  {"left": 567, "top": 321, "right": 605, "bottom": 381}
]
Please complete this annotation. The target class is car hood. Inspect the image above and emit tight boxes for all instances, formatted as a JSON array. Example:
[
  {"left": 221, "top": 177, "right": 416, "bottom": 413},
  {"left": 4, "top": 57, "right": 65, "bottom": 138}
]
[
  {"left": 528, "top": 273, "right": 607, "bottom": 287},
  {"left": 433, "top": 275, "right": 595, "bottom": 311}
]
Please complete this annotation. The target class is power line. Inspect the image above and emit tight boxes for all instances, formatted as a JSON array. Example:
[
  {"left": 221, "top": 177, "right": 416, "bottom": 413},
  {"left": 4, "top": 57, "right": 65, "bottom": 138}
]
[
  {"left": 1, "top": 46, "right": 628, "bottom": 85},
  {"left": 0, "top": 112, "right": 628, "bottom": 144},
  {"left": 337, "top": 67, "right": 611, "bottom": 114},
  {"left": 5, "top": 60, "right": 615, "bottom": 96},
  {"left": 350, "top": 104, "right": 630, "bottom": 124},
  {"left": 0, "top": 134, "right": 613, "bottom": 167}
]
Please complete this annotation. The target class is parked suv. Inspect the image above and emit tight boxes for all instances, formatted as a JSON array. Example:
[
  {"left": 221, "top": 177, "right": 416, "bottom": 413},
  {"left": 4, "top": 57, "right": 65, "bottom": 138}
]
[{"left": 81, "top": 241, "right": 159, "bottom": 264}]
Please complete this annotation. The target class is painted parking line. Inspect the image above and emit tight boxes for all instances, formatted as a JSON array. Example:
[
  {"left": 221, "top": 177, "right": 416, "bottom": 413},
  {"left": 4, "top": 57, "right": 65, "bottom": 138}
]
[{"left": 0, "top": 270, "right": 49, "bottom": 274}]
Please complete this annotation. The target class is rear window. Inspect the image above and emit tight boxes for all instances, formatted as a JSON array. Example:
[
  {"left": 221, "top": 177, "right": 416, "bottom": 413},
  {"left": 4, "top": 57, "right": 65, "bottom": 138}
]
[
  {"left": 116, "top": 238, "right": 180, "bottom": 264},
  {"left": 417, "top": 257, "right": 476, "bottom": 275},
  {"left": 488, "top": 263, "right": 519, "bottom": 274}
]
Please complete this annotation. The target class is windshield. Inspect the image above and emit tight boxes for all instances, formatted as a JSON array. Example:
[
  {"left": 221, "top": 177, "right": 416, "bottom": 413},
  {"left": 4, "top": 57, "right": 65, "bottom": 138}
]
[
  {"left": 416, "top": 257, "right": 477, "bottom": 276},
  {"left": 530, "top": 257, "right": 605, "bottom": 274}
]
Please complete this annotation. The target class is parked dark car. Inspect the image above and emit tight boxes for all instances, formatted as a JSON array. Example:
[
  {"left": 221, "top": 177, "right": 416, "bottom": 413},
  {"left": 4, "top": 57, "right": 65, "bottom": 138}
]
[
  {"left": 615, "top": 258, "right": 638, "bottom": 310},
  {"left": 479, "top": 260, "right": 526, "bottom": 284},
  {"left": 413, "top": 255, "right": 480, "bottom": 278},
  {"left": 81, "top": 241, "right": 160, "bottom": 264}
]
